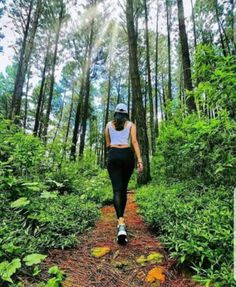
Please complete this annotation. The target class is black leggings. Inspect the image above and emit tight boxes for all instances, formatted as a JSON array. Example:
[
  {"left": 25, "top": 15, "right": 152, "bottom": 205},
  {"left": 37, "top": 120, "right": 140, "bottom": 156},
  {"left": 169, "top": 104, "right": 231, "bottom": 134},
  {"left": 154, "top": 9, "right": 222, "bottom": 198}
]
[{"left": 107, "top": 147, "right": 135, "bottom": 218}]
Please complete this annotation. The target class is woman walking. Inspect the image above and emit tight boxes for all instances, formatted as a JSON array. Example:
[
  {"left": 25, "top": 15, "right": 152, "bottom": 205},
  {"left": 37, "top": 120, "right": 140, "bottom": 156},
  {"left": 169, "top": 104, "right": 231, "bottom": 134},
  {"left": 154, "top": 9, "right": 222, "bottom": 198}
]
[{"left": 105, "top": 103, "right": 143, "bottom": 244}]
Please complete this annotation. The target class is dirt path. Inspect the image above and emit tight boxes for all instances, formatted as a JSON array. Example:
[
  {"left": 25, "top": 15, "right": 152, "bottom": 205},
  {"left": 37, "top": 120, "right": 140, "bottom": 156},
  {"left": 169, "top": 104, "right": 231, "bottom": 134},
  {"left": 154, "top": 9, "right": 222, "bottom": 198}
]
[{"left": 45, "top": 191, "right": 201, "bottom": 287}]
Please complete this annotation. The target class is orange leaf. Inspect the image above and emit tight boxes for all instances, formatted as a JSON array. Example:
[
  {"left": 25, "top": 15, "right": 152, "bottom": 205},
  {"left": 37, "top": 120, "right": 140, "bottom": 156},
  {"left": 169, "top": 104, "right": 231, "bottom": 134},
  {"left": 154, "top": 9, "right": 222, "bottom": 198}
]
[{"left": 145, "top": 266, "right": 165, "bottom": 283}]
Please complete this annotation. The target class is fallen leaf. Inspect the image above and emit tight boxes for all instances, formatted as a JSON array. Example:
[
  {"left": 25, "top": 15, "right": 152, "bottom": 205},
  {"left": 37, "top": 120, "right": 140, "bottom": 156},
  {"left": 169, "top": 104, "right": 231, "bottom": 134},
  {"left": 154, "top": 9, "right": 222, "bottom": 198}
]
[
  {"left": 146, "top": 252, "right": 163, "bottom": 263},
  {"left": 91, "top": 247, "right": 110, "bottom": 258},
  {"left": 145, "top": 266, "right": 165, "bottom": 283},
  {"left": 136, "top": 252, "right": 163, "bottom": 265},
  {"left": 136, "top": 255, "right": 146, "bottom": 265}
]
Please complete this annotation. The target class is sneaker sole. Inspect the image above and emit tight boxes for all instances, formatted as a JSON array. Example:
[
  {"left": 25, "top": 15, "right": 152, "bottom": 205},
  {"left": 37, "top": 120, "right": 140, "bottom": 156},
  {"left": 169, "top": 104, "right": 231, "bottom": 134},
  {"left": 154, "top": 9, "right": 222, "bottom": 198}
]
[{"left": 117, "top": 231, "right": 128, "bottom": 245}]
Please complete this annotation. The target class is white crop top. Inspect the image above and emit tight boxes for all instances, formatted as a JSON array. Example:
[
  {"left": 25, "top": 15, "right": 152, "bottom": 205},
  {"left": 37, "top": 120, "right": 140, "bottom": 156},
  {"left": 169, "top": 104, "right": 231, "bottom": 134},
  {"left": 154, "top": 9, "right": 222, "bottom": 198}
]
[{"left": 108, "top": 121, "right": 132, "bottom": 145}]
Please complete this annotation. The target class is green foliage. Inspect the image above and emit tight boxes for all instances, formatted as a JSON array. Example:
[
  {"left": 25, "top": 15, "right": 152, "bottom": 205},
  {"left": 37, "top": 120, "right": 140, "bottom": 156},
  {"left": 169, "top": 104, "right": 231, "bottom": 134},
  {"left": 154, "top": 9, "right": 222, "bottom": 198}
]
[
  {"left": 10, "top": 197, "right": 30, "bottom": 208},
  {"left": 136, "top": 182, "right": 234, "bottom": 285},
  {"left": 0, "top": 119, "right": 111, "bottom": 285},
  {"left": 152, "top": 112, "right": 236, "bottom": 186},
  {"left": 193, "top": 44, "right": 236, "bottom": 118},
  {"left": 23, "top": 254, "right": 47, "bottom": 266},
  {"left": 137, "top": 111, "right": 235, "bottom": 286},
  {"left": 0, "top": 258, "right": 21, "bottom": 283}
]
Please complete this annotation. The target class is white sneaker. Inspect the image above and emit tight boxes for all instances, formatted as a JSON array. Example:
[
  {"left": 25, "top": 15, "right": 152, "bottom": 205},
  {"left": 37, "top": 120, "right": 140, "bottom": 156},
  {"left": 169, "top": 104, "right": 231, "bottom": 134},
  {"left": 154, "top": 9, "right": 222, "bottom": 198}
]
[{"left": 117, "top": 224, "right": 128, "bottom": 245}]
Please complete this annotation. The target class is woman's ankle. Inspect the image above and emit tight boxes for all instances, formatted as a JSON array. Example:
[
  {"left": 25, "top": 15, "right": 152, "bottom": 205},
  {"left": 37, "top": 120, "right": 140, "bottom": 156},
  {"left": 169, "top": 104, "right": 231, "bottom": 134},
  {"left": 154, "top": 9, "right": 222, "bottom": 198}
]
[{"left": 118, "top": 217, "right": 125, "bottom": 225}]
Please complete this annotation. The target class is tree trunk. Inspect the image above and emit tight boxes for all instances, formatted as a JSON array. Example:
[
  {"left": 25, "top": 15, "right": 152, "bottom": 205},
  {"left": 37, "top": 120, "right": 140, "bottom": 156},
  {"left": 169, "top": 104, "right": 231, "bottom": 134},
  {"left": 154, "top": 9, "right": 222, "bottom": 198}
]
[
  {"left": 166, "top": 0, "right": 172, "bottom": 101},
  {"left": 103, "top": 71, "right": 111, "bottom": 166},
  {"left": 154, "top": 0, "right": 159, "bottom": 138},
  {"left": 177, "top": 0, "right": 196, "bottom": 112},
  {"left": 33, "top": 38, "right": 50, "bottom": 136},
  {"left": 128, "top": 71, "right": 131, "bottom": 115},
  {"left": 128, "top": 42, "right": 135, "bottom": 122},
  {"left": 116, "top": 73, "right": 121, "bottom": 104},
  {"left": 79, "top": 20, "right": 94, "bottom": 157},
  {"left": 11, "top": 0, "right": 42, "bottom": 124},
  {"left": 60, "top": 88, "right": 74, "bottom": 166},
  {"left": 214, "top": 0, "right": 230, "bottom": 55},
  {"left": 144, "top": 0, "right": 155, "bottom": 155},
  {"left": 161, "top": 73, "right": 166, "bottom": 120},
  {"left": 70, "top": 47, "right": 88, "bottom": 160},
  {"left": 38, "top": 80, "right": 47, "bottom": 138},
  {"left": 10, "top": 0, "right": 33, "bottom": 122},
  {"left": 42, "top": 2, "right": 64, "bottom": 141},
  {"left": 52, "top": 93, "right": 65, "bottom": 144},
  {"left": 126, "top": 0, "right": 151, "bottom": 185},
  {"left": 190, "top": 0, "right": 197, "bottom": 49},
  {"left": 23, "top": 70, "right": 30, "bottom": 130}
]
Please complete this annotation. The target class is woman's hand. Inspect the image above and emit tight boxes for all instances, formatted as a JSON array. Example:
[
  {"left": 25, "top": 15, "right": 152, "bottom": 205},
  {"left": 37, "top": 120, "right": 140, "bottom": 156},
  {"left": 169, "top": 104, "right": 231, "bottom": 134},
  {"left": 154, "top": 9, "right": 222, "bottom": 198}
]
[{"left": 137, "top": 161, "right": 144, "bottom": 173}]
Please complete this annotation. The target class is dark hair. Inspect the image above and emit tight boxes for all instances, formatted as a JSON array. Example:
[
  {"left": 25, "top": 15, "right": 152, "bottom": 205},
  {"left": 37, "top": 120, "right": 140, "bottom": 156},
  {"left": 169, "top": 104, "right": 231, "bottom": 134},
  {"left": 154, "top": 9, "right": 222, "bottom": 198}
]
[{"left": 113, "top": 112, "right": 129, "bottom": 131}]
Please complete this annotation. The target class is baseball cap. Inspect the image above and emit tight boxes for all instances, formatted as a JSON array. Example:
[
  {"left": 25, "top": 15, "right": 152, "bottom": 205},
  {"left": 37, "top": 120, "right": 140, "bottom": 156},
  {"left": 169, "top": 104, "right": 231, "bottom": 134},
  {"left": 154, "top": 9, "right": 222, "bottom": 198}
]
[{"left": 115, "top": 103, "right": 128, "bottom": 114}]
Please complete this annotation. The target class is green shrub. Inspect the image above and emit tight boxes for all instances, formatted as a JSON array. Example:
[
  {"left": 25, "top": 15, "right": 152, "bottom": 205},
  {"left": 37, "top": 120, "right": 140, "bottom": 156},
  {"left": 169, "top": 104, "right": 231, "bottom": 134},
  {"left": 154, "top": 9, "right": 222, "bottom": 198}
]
[
  {"left": 0, "top": 119, "right": 112, "bottom": 285},
  {"left": 152, "top": 112, "right": 236, "bottom": 186},
  {"left": 136, "top": 182, "right": 234, "bottom": 286}
]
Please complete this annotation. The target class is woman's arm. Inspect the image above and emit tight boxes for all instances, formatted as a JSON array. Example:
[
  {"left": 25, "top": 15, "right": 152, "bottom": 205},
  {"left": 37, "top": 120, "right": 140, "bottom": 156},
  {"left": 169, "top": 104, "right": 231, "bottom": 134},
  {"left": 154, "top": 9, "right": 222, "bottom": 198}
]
[
  {"left": 105, "top": 123, "right": 111, "bottom": 148},
  {"left": 130, "top": 123, "right": 143, "bottom": 173}
]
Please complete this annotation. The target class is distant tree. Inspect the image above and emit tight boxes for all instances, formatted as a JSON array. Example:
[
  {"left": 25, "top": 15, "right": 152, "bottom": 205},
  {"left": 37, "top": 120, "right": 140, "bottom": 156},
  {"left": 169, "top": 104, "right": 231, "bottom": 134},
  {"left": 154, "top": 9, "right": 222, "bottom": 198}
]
[
  {"left": 10, "top": 0, "right": 43, "bottom": 124},
  {"left": 177, "top": 0, "right": 196, "bottom": 112},
  {"left": 143, "top": 0, "right": 156, "bottom": 155},
  {"left": 0, "top": 65, "right": 16, "bottom": 118}
]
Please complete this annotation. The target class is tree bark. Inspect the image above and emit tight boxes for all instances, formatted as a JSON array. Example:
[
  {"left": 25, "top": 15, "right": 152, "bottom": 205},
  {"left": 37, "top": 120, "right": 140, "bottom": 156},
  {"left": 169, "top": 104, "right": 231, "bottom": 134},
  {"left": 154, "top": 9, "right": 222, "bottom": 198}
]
[
  {"left": 190, "top": 0, "right": 197, "bottom": 49},
  {"left": 166, "top": 0, "right": 172, "bottom": 101},
  {"left": 10, "top": 0, "right": 33, "bottom": 122},
  {"left": 144, "top": 0, "right": 156, "bottom": 155},
  {"left": 126, "top": 0, "right": 151, "bottom": 185},
  {"left": 11, "top": 0, "right": 42, "bottom": 124},
  {"left": 42, "top": 1, "right": 64, "bottom": 141},
  {"left": 52, "top": 93, "right": 65, "bottom": 144},
  {"left": 177, "top": 0, "right": 196, "bottom": 112},
  {"left": 23, "top": 69, "right": 30, "bottom": 130},
  {"left": 79, "top": 20, "right": 94, "bottom": 157},
  {"left": 70, "top": 46, "right": 88, "bottom": 160},
  {"left": 33, "top": 38, "right": 50, "bottom": 136},
  {"left": 103, "top": 71, "right": 111, "bottom": 166},
  {"left": 154, "top": 0, "right": 159, "bottom": 138}
]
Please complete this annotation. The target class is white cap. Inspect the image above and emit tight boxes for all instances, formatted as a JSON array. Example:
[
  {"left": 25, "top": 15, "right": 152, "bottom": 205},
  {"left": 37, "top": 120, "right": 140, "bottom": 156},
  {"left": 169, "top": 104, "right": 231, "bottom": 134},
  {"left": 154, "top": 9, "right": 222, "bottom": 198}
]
[{"left": 115, "top": 103, "right": 128, "bottom": 114}]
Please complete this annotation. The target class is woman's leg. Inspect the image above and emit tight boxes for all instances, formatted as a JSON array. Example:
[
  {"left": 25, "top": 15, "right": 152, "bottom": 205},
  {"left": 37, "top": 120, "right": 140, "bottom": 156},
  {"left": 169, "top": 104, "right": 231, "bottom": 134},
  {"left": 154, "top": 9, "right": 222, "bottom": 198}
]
[
  {"left": 107, "top": 164, "right": 125, "bottom": 218},
  {"left": 107, "top": 148, "right": 134, "bottom": 223},
  {"left": 107, "top": 150, "right": 125, "bottom": 219},
  {"left": 118, "top": 149, "right": 135, "bottom": 218}
]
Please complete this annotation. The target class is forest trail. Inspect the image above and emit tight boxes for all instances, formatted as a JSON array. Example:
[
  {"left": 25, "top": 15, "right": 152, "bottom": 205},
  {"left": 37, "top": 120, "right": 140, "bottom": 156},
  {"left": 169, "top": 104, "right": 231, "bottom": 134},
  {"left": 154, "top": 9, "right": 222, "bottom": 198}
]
[{"left": 45, "top": 191, "right": 201, "bottom": 287}]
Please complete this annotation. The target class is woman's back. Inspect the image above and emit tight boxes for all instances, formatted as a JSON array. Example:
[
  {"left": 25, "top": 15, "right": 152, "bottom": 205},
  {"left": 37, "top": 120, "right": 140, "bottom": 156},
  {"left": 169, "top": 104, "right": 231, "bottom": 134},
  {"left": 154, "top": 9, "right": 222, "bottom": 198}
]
[{"left": 108, "top": 120, "right": 132, "bottom": 145}]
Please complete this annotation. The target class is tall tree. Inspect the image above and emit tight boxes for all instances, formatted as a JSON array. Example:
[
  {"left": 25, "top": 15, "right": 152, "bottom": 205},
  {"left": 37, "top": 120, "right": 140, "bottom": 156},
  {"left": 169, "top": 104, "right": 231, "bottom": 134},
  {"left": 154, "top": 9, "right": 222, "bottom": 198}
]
[
  {"left": 177, "top": 0, "right": 197, "bottom": 112},
  {"left": 143, "top": 0, "right": 156, "bottom": 155},
  {"left": 10, "top": 0, "right": 43, "bottom": 124},
  {"left": 70, "top": 42, "right": 88, "bottom": 160},
  {"left": 154, "top": 0, "right": 159, "bottom": 137},
  {"left": 190, "top": 0, "right": 197, "bottom": 49},
  {"left": 42, "top": 0, "right": 66, "bottom": 140},
  {"left": 103, "top": 71, "right": 111, "bottom": 166},
  {"left": 33, "top": 35, "right": 51, "bottom": 135},
  {"left": 79, "top": 19, "right": 95, "bottom": 156},
  {"left": 165, "top": 0, "right": 172, "bottom": 102},
  {"left": 126, "top": 0, "right": 151, "bottom": 185}
]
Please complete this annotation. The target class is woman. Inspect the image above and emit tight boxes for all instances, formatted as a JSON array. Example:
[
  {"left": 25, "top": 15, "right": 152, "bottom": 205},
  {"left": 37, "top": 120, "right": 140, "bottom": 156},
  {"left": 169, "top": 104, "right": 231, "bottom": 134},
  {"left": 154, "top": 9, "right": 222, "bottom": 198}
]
[{"left": 105, "top": 103, "right": 143, "bottom": 244}]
